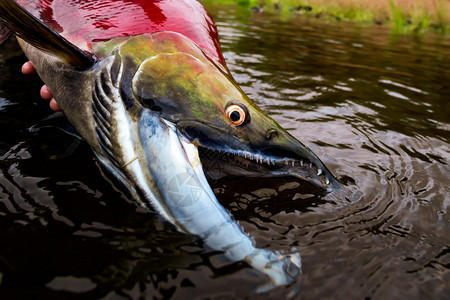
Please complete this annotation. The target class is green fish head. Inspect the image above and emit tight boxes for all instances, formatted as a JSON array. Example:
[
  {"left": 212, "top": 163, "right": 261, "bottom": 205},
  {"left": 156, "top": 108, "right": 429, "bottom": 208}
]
[{"left": 119, "top": 32, "right": 339, "bottom": 191}]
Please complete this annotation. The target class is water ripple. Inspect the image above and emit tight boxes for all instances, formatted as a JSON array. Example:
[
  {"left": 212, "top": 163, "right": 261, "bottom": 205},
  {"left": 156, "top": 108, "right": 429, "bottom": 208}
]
[{"left": 0, "top": 3, "right": 448, "bottom": 299}]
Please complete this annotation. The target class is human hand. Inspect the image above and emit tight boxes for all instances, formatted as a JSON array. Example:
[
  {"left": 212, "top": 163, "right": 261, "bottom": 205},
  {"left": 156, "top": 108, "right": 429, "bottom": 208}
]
[{"left": 22, "top": 61, "right": 61, "bottom": 111}]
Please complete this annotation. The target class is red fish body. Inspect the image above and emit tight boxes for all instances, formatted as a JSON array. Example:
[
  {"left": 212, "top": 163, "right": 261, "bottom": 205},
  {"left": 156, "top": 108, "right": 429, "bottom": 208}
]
[{"left": 16, "top": 0, "right": 225, "bottom": 66}]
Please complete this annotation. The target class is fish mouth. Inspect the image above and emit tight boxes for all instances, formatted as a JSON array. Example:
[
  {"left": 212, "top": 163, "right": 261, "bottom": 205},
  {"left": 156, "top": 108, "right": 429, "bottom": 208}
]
[
  {"left": 199, "top": 146, "right": 337, "bottom": 191},
  {"left": 178, "top": 122, "right": 340, "bottom": 192}
]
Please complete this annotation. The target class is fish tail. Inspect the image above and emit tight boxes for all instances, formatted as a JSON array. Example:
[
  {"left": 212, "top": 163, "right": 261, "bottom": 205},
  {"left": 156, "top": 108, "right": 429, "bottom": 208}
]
[{"left": 0, "top": 0, "right": 95, "bottom": 68}]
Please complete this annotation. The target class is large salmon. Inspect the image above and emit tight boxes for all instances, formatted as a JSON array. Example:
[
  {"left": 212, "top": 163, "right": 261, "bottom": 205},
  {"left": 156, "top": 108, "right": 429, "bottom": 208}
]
[{"left": 0, "top": 0, "right": 339, "bottom": 291}]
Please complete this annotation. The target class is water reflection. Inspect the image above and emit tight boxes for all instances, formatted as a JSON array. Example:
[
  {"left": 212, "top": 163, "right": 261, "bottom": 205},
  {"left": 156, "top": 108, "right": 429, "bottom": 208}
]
[{"left": 1, "top": 3, "right": 449, "bottom": 299}]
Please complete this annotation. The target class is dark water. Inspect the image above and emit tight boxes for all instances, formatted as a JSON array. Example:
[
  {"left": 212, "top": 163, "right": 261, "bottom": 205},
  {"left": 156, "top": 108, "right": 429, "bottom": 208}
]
[{"left": 1, "top": 3, "right": 449, "bottom": 299}]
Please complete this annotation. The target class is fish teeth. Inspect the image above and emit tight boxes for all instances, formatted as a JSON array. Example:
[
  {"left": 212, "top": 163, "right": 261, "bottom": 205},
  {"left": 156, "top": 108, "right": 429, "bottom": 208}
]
[
  {"left": 300, "top": 160, "right": 303, "bottom": 167},
  {"left": 292, "top": 161, "right": 295, "bottom": 167},
  {"left": 326, "top": 178, "right": 330, "bottom": 185},
  {"left": 317, "top": 169, "right": 322, "bottom": 175}
]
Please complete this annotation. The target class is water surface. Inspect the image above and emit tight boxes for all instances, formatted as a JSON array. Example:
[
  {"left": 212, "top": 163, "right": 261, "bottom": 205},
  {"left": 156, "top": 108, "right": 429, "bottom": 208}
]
[{"left": 0, "top": 3, "right": 449, "bottom": 299}]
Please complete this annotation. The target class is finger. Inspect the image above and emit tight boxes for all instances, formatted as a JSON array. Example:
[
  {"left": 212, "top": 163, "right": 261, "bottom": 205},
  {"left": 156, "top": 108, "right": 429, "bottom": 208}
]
[
  {"left": 40, "top": 85, "right": 53, "bottom": 100},
  {"left": 21, "top": 61, "right": 36, "bottom": 75},
  {"left": 49, "top": 98, "right": 61, "bottom": 111}
]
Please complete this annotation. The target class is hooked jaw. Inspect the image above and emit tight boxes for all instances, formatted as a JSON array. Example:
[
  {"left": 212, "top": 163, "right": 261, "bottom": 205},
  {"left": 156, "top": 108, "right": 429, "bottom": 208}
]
[{"left": 179, "top": 120, "right": 340, "bottom": 192}]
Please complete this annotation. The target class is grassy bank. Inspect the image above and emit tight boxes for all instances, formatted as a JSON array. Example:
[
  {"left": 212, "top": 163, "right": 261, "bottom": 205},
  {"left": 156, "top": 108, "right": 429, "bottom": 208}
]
[{"left": 207, "top": 0, "right": 449, "bottom": 33}]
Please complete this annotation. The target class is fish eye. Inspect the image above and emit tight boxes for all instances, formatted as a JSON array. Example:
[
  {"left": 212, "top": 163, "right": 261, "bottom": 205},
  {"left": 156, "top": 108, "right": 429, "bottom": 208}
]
[{"left": 225, "top": 104, "right": 246, "bottom": 126}]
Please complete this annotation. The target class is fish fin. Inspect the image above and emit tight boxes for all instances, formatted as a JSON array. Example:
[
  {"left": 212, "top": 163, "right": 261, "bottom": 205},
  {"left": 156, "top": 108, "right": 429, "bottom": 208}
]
[
  {"left": 0, "top": 0, "right": 95, "bottom": 68},
  {"left": 0, "top": 24, "right": 12, "bottom": 45},
  {"left": 92, "top": 58, "right": 121, "bottom": 169}
]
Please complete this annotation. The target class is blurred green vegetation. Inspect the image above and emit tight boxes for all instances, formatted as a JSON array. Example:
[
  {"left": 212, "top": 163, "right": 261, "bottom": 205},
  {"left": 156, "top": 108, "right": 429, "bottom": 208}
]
[{"left": 202, "top": 0, "right": 449, "bottom": 34}]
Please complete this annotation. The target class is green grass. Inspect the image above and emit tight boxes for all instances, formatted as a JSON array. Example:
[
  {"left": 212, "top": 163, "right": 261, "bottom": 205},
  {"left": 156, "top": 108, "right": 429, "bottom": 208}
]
[
  {"left": 203, "top": 0, "right": 449, "bottom": 34},
  {"left": 388, "top": 0, "right": 408, "bottom": 33}
]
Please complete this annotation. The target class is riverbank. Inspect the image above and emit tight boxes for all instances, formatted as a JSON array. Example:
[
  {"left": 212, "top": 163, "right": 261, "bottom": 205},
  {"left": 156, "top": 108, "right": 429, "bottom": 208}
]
[{"left": 204, "top": 0, "right": 449, "bottom": 33}]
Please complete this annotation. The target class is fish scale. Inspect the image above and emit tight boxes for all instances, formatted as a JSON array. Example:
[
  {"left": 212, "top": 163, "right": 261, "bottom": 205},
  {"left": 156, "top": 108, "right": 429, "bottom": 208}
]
[{"left": 16, "top": 0, "right": 225, "bottom": 66}]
